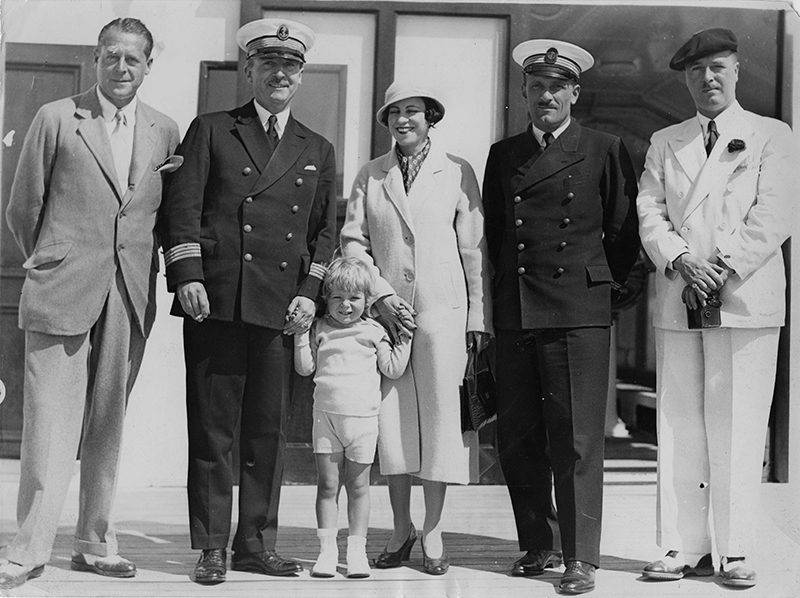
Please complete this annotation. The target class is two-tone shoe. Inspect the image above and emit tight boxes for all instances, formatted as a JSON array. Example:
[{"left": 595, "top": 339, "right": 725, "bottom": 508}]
[
  {"left": 642, "top": 551, "right": 714, "bottom": 581},
  {"left": 0, "top": 562, "right": 44, "bottom": 590},
  {"left": 71, "top": 553, "right": 136, "bottom": 578},
  {"left": 720, "top": 557, "right": 756, "bottom": 588}
]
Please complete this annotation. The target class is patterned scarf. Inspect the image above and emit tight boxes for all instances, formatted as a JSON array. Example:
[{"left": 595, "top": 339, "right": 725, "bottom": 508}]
[{"left": 395, "top": 138, "right": 431, "bottom": 193}]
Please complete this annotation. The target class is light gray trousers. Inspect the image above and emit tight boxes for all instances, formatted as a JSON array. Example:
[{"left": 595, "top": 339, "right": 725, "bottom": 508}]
[{"left": 6, "top": 271, "right": 145, "bottom": 566}]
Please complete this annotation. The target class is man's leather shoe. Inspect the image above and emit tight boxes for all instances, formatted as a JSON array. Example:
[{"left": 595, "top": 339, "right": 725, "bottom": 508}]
[
  {"left": 510, "top": 549, "right": 563, "bottom": 576},
  {"left": 193, "top": 549, "right": 226, "bottom": 585},
  {"left": 231, "top": 550, "right": 302, "bottom": 576},
  {"left": 0, "top": 562, "right": 44, "bottom": 589},
  {"left": 719, "top": 557, "right": 756, "bottom": 587},
  {"left": 559, "top": 560, "right": 596, "bottom": 595},
  {"left": 642, "top": 551, "right": 714, "bottom": 581},
  {"left": 71, "top": 553, "right": 136, "bottom": 578}
]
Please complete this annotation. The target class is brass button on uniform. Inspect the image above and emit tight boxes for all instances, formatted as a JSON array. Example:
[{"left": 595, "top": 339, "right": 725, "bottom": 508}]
[
  {"left": 243, "top": 224, "right": 252, "bottom": 233},
  {"left": 513, "top": 195, "right": 522, "bottom": 204},
  {"left": 515, "top": 218, "right": 523, "bottom": 227},
  {"left": 291, "top": 205, "right": 299, "bottom": 213},
  {"left": 517, "top": 267, "right": 526, "bottom": 275},
  {"left": 556, "top": 267, "right": 565, "bottom": 274},
  {"left": 559, "top": 241, "right": 567, "bottom": 248},
  {"left": 517, "top": 243, "right": 525, "bottom": 251},
  {"left": 243, "top": 253, "right": 253, "bottom": 262},
  {"left": 242, "top": 166, "right": 252, "bottom": 175},
  {"left": 566, "top": 192, "right": 575, "bottom": 199},
  {"left": 295, "top": 178, "right": 303, "bottom": 186},
  {"left": 244, "top": 196, "right": 253, "bottom": 203},
  {"left": 562, "top": 217, "right": 571, "bottom": 225},
  {"left": 279, "top": 261, "right": 288, "bottom": 271},
  {"left": 404, "top": 271, "right": 415, "bottom": 282},
  {"left": 285, "top": 232, "right": 293, "bottom": 241}
]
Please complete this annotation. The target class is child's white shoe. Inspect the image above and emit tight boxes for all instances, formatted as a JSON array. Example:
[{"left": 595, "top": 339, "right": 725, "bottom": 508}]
[
  {"left": 346, "top": 535, "right": 370, "bottom": 579},
  {"left": 311, "top": 528, "right": 338, "bottom": 578}
]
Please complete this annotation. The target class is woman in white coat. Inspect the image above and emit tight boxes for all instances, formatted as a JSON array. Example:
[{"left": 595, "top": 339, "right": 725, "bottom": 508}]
[{"left": 341, "top": 81, "right": 492, "bottom": 574}]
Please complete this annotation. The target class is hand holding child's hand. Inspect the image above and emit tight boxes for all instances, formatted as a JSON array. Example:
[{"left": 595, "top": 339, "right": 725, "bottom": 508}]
[
  {"left": 374, "top": 294, "right": 417, "bottom": 343},
  {"left": 284, "top": 296, "right": 316, "bottom": 335}
]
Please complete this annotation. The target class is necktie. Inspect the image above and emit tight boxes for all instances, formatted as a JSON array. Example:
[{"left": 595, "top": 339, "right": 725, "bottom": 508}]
[
  {"left": 705, "top": 120, "right": 718, "bottom": 156},
  {"left": 110, "top": 109, "right": 132, "bottom": 190},
  {"left": 266, "top": 114, "right": 279, "bottom": 158},
  {"left": 543, "top": 132, "right": 554, "bottom": 149}
]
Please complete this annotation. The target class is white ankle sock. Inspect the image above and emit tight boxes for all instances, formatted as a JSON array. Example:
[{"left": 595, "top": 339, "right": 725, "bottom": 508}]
[
  {"left": 346, "top": 535, "right": 370, "bottom": 578},
  {"left": 312, "top": 528, "right": 338, "bottom": 577}
]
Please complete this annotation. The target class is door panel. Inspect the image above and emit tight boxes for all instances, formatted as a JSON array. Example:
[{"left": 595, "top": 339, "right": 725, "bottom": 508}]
[{"left": 0, "top": 43, "right": 95, "bottom": 457}]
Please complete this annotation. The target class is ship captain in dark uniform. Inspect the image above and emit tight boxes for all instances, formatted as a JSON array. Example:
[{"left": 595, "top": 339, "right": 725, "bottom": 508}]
[{"left": 158, "top": 17, "right": 337, "bottom": 585}]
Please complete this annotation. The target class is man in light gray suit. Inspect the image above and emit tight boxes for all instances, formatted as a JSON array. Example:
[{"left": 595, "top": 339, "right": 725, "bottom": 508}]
[
  {"left": 637, "top": 28, "right": 794, "bottom": 589},
  {"left": 0, "top": 18, "right": 179, "bottom": 589}
]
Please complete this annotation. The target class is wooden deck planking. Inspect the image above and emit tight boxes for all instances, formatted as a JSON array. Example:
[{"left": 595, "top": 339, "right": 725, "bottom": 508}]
[{"left": 2, "top": 460, "right": 800, "bottom": 597}]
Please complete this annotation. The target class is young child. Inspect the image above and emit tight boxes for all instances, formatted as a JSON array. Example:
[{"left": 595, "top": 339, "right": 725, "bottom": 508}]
[{"left": 294, "top": 257, "right": 412, "bottom": 578}]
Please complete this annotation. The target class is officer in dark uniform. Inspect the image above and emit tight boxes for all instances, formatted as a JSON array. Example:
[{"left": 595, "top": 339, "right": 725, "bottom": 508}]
[
  {"left": 482, "top": 39, "right": 639, "bottom": 595},
  {"left": 159, "top": 17, "right": 337, "bottom": 585}
]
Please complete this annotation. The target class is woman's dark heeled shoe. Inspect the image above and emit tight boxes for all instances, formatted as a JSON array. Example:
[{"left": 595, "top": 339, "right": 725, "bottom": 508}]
[
  {"left": 421, "top": 537, "right": 450, "bottom": 575},
  {"left": 374, "top": 524, "right": 416, "bottom": 569}
]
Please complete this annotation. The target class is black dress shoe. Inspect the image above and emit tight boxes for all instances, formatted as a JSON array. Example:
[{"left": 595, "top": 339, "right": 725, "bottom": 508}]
[
  {"left": 231, "top": 550, "right": 302, "bottom": 576},
  {"left": 193, "top": 548, "right": 226, "bottom": 585},
  {"left": 510, "top": 549, "right": 563, "bottom": 576},
  {"left": 374, "top": 524, "right": 417, "bottom": 569},
  {"left": 559, "top": 560, "right": 596, "bottom": 595},
  {"left": 70, "top": 553, "right": 136, "bottom": 578},
  {"left": 421, "top": 538, "right": 449, "bottom": 575},
  {"left": 0, "top": 563, "right": 44, "bottom": 589},
  {"left": 642, "top": 551, "right": 714, "bottom": 581}
]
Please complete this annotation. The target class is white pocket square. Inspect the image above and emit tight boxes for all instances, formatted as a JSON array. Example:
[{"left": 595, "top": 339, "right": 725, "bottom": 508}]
[
  {"left": 154, "top": 155, "right": 184, "bottom": 173},
  {"left": 304, "top": 164, "right": 317, "bottom": 171}
]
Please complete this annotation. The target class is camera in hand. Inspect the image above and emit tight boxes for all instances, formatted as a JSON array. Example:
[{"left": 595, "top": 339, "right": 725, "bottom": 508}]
[{"left": 686, "top": 291, "right": 721, "bottom": 329}]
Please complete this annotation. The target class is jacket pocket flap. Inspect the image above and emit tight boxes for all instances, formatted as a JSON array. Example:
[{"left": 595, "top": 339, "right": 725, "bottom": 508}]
[
  {"left": 23, "top": 241, "right": 72, "bottom": 269},
  {"left": 585, "top": 264, "right": 613, "bottom": 283}
]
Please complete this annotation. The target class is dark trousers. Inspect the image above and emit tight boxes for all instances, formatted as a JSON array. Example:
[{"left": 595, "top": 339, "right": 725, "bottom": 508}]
[
  {"left": 184, "top": 318, "right": 292, "bottom": 553},
  {"left": 495, "top": 327, "right": 609, "bottom": 567}
]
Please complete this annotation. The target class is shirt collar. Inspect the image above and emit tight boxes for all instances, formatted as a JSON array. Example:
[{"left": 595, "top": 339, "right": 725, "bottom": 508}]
[
  {"left": 253, "top": 100, "right": 291, "bottom": 138},
  {"left": 531, "top": 117, "right": 571, "bottom": 148},
  {"left": 96, "top": 86, "right": 137, "bottom": 125},
  {"left": 696, "top": 101, "right": 741, "bottom": 135}
]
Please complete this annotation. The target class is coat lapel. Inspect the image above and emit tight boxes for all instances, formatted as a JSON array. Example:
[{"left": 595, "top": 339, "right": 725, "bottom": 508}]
[
  {"left": 249, "top": 113, "right": 308, "bottom": 196},
  {"left": 74, "top": 87, "right": 122, "bottom": 200},
  {"left": 680, "top": 106, "right": 754, "bottom": 223},
  {"left": 380, "top": 149, "right": 415, "bottom": 234},
  {"left": 234, "top": 100, "right": 272, "bottom": 175},
  {"left": 515, "top": 121, "right": 584, "bottom": 193},
  {"left": 121, "top": 102, "right": 157, "bottom": 208}
]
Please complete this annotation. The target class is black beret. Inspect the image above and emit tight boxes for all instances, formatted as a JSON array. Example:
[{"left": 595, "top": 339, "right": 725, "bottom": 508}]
[{"left": 669, "top": 28, "right": 738, "bottom": 71}]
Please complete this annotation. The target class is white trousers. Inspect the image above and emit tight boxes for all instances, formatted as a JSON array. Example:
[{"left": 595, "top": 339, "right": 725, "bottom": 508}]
[{"left": 655, "top": 327, "right": 779, "bottom": 557}]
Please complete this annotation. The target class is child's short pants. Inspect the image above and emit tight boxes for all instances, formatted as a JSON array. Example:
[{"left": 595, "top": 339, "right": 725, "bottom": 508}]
[{"left": 312, "top": 408, "right": 378, "bottom": 464}]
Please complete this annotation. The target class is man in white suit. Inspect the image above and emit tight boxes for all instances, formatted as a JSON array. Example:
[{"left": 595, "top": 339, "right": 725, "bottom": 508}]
[
  {"left": 0, "top": 18, "right": 179, "bottom": 589},
  {"left": 637, "top": 28, "right": 794, "bottom": 588}
]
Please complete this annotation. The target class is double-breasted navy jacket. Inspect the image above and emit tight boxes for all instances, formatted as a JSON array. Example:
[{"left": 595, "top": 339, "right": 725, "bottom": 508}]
[
  {"left": 159, "top": 100, "right": 338, "bottom": 329},
  {"left": 482, "top": 120, "right": 640, "bottom": 330}
]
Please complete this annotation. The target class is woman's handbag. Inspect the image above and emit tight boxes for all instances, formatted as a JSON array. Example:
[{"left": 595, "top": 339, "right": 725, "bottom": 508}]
[{"left": 460, "top": 340, "right": 497, "bottom": 432}]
